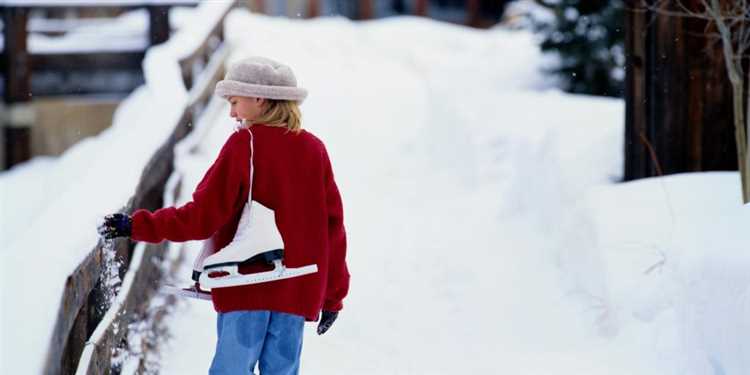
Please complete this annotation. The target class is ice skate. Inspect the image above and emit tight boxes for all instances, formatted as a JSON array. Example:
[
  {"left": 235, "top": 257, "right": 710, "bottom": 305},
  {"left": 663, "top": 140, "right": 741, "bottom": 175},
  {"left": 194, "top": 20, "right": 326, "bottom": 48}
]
[
  {"left": 197, "top": 200, "right": 318, "bottom": 289},
  {"left": 161, "top": 283, "right": 212, "bottom": 301}
]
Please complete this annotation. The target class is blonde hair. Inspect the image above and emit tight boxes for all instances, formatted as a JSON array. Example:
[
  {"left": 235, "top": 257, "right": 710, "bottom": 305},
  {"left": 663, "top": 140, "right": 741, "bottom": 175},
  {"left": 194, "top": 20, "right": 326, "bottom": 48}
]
[{"left": 253, "top": 99, "right": 302, "bottom": 133}]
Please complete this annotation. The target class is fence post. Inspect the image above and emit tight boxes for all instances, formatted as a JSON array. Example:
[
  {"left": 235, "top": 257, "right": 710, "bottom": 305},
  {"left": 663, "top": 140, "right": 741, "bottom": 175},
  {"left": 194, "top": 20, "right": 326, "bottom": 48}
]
[
  {"left": 414, "top": 0, "right": 428, "bottom": 16},
  {"left": 147, "top": 5, "right": 171, "bottom": 46},
  {"left": 2, "top": 6, "right": 34, "bottom": 170},
  {"left": 466, "top": 0, "right": 480, "bottom": 27},
  {"left": 357, "top": 0, "right": 373, "bottom": 20},
  {"left": 307, "top": 0, "right": 319, "bottom": 18}
]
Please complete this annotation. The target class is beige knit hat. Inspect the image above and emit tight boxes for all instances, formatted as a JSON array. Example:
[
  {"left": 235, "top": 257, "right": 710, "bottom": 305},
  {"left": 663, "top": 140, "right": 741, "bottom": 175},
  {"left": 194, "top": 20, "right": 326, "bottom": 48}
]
[{"left": 214, "top": 56, "right": 308, "bottom": 103}]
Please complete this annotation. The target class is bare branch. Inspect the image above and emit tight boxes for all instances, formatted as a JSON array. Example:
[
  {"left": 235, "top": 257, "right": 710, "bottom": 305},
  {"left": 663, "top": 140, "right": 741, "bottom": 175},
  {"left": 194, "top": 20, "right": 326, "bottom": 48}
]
[{"left": 641, "top": 0, "right": 713, "bottom": 20}]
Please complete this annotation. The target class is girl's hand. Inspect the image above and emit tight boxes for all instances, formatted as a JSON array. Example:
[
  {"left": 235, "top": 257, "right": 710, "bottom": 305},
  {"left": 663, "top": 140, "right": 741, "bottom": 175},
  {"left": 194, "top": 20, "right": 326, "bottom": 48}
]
[
  {"left": 98, "top": 213, "right": 132, "bottom": 239},
  {"left": 317, "top": 310, "right": 338, "bottom": 335}
]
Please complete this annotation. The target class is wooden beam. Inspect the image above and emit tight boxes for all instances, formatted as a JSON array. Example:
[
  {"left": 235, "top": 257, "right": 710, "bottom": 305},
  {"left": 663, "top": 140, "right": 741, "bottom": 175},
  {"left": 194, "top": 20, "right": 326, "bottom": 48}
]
[
  {"left": 4, "top": 126, "right": 31, "bottom": 169},
  {"left": 307, "top": 0, "right": 319, "bottom": 18},
  {"left": 357, "top": 0, "right": 373, "bottom": 20},
  {"left": 624, "top": 1, "right": 649, "bottom": 180},
  {"left": 42, "top": 246, "right": 102, "bottom": 375},
  {"left": 30, "top": 51, "right": 145, "bottom": 71},
  {"left": 251, "top": 0, "right": 265, "bottom": 14},
  {"left": 414, "top": 0, "right": 428, "bottom": 16},
  {"left": 3, "top": 7, "right": 31, "bottom": 103},
  {"left": 2, "top": 7, "right": 32, "bottom": 169},
  {"left": 147, "top": 5, "right": 171, "bottom": 46},
  {"left": 466, "top": 0, "right": 480, "bottom": 27}
]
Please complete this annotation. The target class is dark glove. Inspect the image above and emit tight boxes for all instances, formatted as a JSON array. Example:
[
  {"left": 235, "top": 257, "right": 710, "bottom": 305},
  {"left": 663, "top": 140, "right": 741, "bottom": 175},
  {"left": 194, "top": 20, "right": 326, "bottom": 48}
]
[
  {"left": 317, "top": 310, "right": 338, "bottom": 335},
  {"left": 98, "top": 213, "right": 132, "bottom": 239}
]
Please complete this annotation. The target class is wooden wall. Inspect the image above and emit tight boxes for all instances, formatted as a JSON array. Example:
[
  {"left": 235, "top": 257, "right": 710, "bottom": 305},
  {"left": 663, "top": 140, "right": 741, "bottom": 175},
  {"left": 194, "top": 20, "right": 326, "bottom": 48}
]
[{"left": 624, "top": 0, "right": 746, "bottom": 180}]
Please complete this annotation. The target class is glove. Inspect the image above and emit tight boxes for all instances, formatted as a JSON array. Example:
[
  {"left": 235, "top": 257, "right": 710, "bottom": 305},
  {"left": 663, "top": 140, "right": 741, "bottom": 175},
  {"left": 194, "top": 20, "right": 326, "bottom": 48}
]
[
  {"left": 317, "top": 310, "right": 338, "bottom": 335},
  {"left": 98, "top": 213, "right": 132, "bottom": 239}
]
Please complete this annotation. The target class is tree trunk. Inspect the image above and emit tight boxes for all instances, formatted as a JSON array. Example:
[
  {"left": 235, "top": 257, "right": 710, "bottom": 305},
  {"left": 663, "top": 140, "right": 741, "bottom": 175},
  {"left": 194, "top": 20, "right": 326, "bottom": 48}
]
[
  {"left": 733, "top": 84, "right": 749, "bottom": 202},
  {"left": 624, "top": 0, "right": 740, "bottom": 181},
  {"left": 709, "top": 0, "right": 749, "bottom": 202},
  {"left": 746, "top": 68, "right": 750, "bottom": 202}
]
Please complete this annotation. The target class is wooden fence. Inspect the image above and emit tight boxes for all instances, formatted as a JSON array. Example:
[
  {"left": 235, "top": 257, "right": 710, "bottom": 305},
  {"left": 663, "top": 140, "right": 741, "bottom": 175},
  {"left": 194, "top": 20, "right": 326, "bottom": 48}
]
[
  {"left": 39, "top": 2, "right": 234, "bottom": 374},
  {"left": 0, "top": 1, "right": 199, "bottom": 169}
]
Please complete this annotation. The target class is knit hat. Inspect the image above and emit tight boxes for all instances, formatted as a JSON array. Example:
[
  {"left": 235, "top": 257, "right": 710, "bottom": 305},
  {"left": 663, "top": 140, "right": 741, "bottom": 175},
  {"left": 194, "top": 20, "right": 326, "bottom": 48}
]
[{"left": 214, "top": 56, "right": 308, "bottom": 103}]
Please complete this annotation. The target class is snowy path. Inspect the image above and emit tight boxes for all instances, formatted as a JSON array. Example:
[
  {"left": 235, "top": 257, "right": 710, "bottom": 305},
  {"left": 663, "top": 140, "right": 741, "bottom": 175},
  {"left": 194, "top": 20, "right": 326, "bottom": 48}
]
[
  {"left": 1, "top": 6, "right": 746, "bottom": 375},
  {"left": 156, "top": 13, "right": 658, "bottom": 374}
]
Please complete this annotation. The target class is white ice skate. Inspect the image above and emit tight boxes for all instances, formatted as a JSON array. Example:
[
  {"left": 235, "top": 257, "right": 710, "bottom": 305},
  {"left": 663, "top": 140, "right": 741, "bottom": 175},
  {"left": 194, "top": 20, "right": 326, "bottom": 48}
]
[
  {"left": 198, "top": 200, "right": 317, "bottom": 289},
  {"left": 161, "top": 283, "right": 212, "bottom": 300},
  {"left": 197, "top": 128, "right": 317, "bottom": 289}
]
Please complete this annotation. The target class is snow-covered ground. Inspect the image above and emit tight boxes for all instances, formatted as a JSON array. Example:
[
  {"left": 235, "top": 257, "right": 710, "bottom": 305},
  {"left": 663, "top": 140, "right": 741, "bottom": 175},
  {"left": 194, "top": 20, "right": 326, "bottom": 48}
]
[
  {"left": 154, "top": 11, "right": 746, "bottom": 375},
  {"left": 1, "top": 5, "right": 748, "bottom": 375}
]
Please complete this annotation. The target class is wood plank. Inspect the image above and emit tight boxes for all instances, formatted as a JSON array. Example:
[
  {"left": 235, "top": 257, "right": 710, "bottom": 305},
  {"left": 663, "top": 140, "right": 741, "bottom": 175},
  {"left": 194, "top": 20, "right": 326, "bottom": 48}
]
[
  {"left": 655, "top": 1, "right": 687, "bottom": 174},
  {"left": 29, "top": 51, "right": 145, "bottom": 71},
  {"left": 357, "top": 0, "right": 373, "bottom": 20},
  {"left": 78, "top": 242, "right": 168, "bottom": 375},
  {"left": 624, "top": 0, "right": 742, "bottom": 180},
  {"left": 4, "top": 126, "right": 32, "bottom": 169},
  {"left": 307, "top": 0, "right": 319, "bottom": 18},
  {"left": 3, "top": 7, "right": 31, "bottom": 103},
  {"left": 42, "top": 245, "right": 102, "bottom": 375},
  {"left": 147, "top": 5, "right": 171, "bottom": 46},
  {"left": 466, "top": 0, "right": 480, "bottom": 27},
  {"left": 624, "top": 0, "right": 649, "bottom": 180},
  {"left": 414, "top": 0, "right": 428, "bottom": 16}
]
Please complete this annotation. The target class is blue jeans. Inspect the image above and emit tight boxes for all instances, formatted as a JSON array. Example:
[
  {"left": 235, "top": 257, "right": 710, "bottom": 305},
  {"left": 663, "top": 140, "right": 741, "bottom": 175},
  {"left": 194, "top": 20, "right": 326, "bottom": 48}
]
[{"left": 209, "top": 310, "right": 305, "bottom": 375}]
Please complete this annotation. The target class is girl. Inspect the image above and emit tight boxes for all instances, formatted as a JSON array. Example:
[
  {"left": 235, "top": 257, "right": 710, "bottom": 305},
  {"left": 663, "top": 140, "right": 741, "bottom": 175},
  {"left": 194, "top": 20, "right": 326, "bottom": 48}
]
[{"left": 99, "top": 56, "right": 350, "bottom": 374}]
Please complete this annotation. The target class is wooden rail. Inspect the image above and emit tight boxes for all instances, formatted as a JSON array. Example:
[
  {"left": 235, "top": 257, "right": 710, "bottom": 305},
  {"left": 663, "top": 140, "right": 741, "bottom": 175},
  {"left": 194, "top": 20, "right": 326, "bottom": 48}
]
[{"left": 39, "top": 2, "right": 233, "bottom": 374}]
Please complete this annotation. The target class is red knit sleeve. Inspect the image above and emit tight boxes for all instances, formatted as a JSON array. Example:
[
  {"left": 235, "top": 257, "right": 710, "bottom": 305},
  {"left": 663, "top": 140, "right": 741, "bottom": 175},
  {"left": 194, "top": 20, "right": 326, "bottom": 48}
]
[
  {"left": 130, "top": 130, "right": 249, "bottom": 243},
  {"left": 321, "top": 148, "right": 350, "bottom": 312}
]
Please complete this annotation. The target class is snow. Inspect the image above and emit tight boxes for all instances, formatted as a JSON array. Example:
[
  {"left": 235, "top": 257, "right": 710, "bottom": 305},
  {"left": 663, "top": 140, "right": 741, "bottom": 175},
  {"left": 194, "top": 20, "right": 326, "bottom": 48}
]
[
  {"left": 28, "top": 9, "right": 149, "bottom": 53},
  {"left": 1, "top": 7, "right": 748, "bottom": 375},
  {"left": 153, "top": 11, "right": 745, "bottom": 375},
  {"left": 558, "top": 173, "right": 749, "bottom": 374},
  {"left": 503, "top": 0, "right": 557, "bottom": 28}
]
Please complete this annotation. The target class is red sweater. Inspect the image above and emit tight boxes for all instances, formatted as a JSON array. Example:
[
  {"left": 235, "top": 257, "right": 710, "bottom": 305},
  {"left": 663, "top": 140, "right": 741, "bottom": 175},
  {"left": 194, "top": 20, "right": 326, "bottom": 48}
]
[{"left": 131, "top": 124, "right": 349, "bottom": 321}]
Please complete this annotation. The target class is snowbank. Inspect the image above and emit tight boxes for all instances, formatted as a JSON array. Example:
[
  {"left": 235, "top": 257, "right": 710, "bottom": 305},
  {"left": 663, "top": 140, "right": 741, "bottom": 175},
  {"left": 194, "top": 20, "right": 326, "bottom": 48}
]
[{"left": 558, "top": 173, "right": 749, "bottom": 374}]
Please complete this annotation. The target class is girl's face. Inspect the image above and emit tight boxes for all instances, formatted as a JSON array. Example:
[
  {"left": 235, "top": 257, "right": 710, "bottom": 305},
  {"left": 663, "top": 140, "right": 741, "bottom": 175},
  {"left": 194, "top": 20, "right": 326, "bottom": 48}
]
[{"left": 229, "top": 96, "right": 266, "bottom": 124}]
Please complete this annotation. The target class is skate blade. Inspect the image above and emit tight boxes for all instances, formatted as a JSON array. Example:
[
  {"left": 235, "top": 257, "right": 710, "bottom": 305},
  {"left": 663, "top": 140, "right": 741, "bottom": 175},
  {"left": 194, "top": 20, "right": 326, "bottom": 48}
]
[
  {"left": 199, "top": 264, "right": 318, "bottom": 289},
  {"left": 160, "top": 285, "right": 212, "bottom": 301}
]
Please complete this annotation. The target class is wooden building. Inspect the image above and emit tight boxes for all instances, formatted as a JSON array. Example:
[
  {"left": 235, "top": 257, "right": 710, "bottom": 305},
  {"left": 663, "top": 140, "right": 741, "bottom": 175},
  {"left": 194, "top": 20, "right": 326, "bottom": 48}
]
[
  {"left": 1, "top": 1, "right": 199, "bottom": 170},
  {"left": 624, "top": 0, "right": 748, "bottom": 180}
]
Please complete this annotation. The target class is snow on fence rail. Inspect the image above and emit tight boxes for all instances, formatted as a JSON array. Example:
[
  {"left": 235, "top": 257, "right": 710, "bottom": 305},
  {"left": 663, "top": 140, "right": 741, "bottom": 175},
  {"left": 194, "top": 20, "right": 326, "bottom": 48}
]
[{"left": 40, "top": 2, "right": 234, "bottom": 374}]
